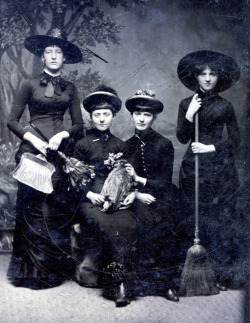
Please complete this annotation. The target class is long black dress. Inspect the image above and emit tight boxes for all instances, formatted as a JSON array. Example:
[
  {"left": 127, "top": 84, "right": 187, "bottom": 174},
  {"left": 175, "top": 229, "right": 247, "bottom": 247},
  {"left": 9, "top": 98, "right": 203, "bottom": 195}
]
[
  {"left": 73, "top": 128, "right": 137, "bottom": 277},
  {"left": 177, "top": 91, "right": 246, "bottom": 286},
  {"left": 126, "top": 127, "right": 181, "bottom": 294},
  {"left": 7, "top": 72, "right": 82, "bottom": 289}
]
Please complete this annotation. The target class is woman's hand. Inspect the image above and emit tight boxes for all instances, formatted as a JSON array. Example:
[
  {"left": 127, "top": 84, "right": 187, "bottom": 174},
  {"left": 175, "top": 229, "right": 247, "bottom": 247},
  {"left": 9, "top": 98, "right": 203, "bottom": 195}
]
[
  {"left": 191, "top": 142, "right": 216, "bottom": 153},
  {"left": 125, "top": 163, "right": 147, "bottom": 186},
  {"left": 48, "top": 131, "right": 69, "bottom": 150},
  {"left": 186, "top": 94, "right": 202, "bottom": 122},
  {"left": 125, "top": 163, "right": 137, "bottom": 181},
  {"left": 23, "top": 132, "right": 48, "bottom": 155},
  {"left": 119, "top": 192, "right": 136, "bottom": 209},
  {"left": 86, "top": 191, "right": 105, "bottom": 206},
  {"left": 135, "top": 192, "right": 156, "bottom": 205}
]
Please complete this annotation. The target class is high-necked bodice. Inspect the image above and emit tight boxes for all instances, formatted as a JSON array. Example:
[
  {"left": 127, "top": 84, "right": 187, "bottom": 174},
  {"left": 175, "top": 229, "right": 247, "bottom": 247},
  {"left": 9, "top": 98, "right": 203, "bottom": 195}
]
[
  {"left": 8, "top": 72, "right": 82, "bottom": 141},
  {"left": 74, "top": 128, "right": 128, "bottom": 193}
]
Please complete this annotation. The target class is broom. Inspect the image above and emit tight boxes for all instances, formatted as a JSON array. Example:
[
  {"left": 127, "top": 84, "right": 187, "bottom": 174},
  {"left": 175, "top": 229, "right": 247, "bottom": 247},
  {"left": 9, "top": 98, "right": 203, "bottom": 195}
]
[
  {"left": 13, "top": 152, "right": 55, "bottom": 194},
  {"left": 26, "top": 122, "right": 95, "bottom": 194},
  {"left": 179, "top": 112, "right": 219, "bottom": 296}
]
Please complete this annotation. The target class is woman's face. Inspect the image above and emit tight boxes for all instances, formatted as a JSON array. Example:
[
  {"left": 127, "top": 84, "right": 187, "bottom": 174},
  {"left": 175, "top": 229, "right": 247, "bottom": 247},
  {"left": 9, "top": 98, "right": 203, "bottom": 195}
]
[
  {"left": 91, "top": 108, "right": 114, "bottom": 131},
  {"left": 197, "top": 66, "right": 218, "bottom": 91},
  {"left": 42, "top": 45, "right": 65, "bottom": 73},
  {"left": 132, "top": 110, "right": 154, "bottom": 131}
]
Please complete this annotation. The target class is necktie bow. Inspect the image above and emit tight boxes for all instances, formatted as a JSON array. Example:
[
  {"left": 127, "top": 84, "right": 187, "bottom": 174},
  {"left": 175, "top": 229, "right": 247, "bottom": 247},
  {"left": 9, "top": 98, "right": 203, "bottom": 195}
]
[
  {"left": 40, "top": 73, "right": 66, "bottom": 98},
  {"left": 197, "top": 90, "right": 218, "bottom": 105},
  {"left": 100, "top": 133, "right": 109, "bottom": 142}
]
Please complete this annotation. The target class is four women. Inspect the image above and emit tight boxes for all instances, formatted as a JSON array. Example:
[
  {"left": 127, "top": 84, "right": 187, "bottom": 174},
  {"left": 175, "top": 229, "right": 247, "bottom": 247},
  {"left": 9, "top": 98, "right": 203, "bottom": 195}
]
[{"left": 7, "top": 29, "right": 244, "bottom": 306}]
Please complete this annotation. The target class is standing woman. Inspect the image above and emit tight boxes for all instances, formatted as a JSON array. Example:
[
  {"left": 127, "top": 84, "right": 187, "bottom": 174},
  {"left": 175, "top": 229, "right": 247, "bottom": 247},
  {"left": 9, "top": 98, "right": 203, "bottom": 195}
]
[
  {"left": 177, "top": 50, "right": 242, "bottom": 289},
  {"left": 7, "top": 28, "right": 83, "bottom": 289},
  {"left": 125, "top": 90, "right": 180, "bottom": 301},
  {"left": 74, "top": 85, "right": 137, "bottom": 307}
]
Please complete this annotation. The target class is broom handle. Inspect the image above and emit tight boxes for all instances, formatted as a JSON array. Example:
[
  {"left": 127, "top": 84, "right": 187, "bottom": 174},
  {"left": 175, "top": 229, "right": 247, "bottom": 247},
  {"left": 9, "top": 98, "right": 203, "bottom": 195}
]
[
  {"left": 29, "top": 122, "right": 68, "bottom": 160},
  {"left": 194, "top": 112, "right": 200, "bottom": 245},
  {"left": 29, "top": 122, "right": 49, "bottom": 143}
]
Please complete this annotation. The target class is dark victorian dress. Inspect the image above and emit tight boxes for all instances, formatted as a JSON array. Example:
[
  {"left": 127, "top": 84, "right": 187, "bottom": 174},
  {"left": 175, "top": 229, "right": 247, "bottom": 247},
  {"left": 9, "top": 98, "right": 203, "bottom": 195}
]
[
  {"left": 7, "top": 72, "right": 82, "bottom": 288},
  {"left": 177, "top": 92, "right": 245, "bottom": 286},
  {"left": 126, "top": 127, "right": 181, "bottom": 293},
  {"left": 73, "top": 128, "right": 137, "bottom": 275}
]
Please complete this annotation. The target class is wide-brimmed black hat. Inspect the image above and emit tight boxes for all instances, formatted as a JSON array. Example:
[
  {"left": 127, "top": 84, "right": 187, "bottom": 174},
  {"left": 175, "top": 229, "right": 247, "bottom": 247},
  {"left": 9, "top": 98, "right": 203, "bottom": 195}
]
[
  {"left": 177, "top": 50, "right": 240, "bottom": 92},
  {"left": 25, "top": 28, "right": 82, "bottom": 64},
  {"left": 125, "top": 90, "right": 164, "bottom": 114},
  {"left": 83, "top": 90, "right": 122, "bottom": 114}
]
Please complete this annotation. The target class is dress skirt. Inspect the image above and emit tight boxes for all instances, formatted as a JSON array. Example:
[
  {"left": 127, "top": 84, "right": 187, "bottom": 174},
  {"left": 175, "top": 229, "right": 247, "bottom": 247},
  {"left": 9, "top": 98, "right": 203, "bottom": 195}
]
[
  {"left": 76, "top": 176, "right": 137, "bottom": 268},
  {"left": 7, "top": 168, "right": 75, "bottom": 289}
]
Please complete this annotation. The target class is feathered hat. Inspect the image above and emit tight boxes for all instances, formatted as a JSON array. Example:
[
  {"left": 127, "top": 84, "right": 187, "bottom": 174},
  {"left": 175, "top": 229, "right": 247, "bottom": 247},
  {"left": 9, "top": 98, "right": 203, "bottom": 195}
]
[{"left": 125, "top": 90, "right": 164, "bottom": 114}]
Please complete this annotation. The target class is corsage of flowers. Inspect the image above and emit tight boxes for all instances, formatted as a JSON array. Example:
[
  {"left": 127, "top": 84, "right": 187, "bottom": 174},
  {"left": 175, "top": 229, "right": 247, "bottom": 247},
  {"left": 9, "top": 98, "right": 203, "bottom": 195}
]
[
  {"left": 104, "top": 152, "right": 123, "bottom": 170},
  {"left": 136, "top": 89, "right": 155, "bottom": 97}
]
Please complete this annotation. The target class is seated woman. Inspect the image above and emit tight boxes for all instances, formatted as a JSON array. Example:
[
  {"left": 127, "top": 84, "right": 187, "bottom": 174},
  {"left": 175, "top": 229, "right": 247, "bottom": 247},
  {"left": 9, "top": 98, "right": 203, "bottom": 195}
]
[
  {"left": 73, "top": 85, "right": 137, "bottom": 307},
  {"left": 125, "top": 90, "right": 180, "bottom": 302}
]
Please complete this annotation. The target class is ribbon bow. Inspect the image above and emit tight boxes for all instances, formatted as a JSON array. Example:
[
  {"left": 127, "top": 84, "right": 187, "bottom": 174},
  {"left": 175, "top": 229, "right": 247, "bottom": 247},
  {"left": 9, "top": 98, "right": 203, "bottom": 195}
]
[
  {"left": 100, "top": 133, "right": 109, "bottom": 143},
  {"left": 40, "top": 73, "right": 66, "bottom": 98},
  {"left": 197, "top": 89, "right": 218, "bottom": 102}
]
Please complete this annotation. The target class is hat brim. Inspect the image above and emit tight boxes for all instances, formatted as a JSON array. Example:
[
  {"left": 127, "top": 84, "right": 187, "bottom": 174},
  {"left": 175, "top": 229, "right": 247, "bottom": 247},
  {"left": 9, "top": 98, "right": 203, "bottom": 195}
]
[
  {"left": 83, "top": 91, "right": 122, "bottom": 114},
  {"left": 25, "top": 35, "right": 82, "bottom": 64},
  {"left": 125, "top": 95, "right": 163, "bottom": 114},
  {"left": 177, "top": 50, "right": 240, "bottom": 92}
]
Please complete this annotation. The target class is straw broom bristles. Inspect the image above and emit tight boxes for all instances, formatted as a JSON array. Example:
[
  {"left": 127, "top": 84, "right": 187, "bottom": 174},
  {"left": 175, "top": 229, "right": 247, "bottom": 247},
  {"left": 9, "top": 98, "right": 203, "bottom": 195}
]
[
  {"left": 13, "top": 153, "right": 55, "bottom": 194},
  {"left": 180, "top": 243, "right": 219, "bottom": 296}
]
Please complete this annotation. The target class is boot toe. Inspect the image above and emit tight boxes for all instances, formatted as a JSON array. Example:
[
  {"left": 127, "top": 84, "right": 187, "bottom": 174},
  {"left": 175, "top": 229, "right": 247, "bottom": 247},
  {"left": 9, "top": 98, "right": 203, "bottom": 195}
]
[{"left": 165, "top": 289, "right": 179, "bottom": 302}]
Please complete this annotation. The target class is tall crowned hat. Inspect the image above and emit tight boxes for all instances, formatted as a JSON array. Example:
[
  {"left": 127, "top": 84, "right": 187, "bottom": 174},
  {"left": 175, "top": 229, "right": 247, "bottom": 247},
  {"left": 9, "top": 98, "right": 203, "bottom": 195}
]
[
  {"left": 125, "top": 90, "right": 164, "bottom": 114},
  {"left": 24, "top": 28, "right": 82, "bottom": 64},
  {"left": 83, "top": 85, "right": 122, "bottom": 114},
  {"left": 177, "top": 50, "right": 240, "bottom": 92}
]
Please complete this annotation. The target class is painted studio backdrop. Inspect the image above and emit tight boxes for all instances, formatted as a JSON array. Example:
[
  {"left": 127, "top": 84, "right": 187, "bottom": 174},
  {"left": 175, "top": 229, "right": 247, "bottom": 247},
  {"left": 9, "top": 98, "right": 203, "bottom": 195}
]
[{"left": 0, "top": 0, "right": 249, "bottom": 259}]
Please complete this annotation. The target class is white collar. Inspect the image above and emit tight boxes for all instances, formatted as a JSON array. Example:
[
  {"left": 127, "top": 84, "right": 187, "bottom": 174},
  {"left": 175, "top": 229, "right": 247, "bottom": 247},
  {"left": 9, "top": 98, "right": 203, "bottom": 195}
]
[{"left": 43, "top": 68, "right": 61, "bottom": 78}]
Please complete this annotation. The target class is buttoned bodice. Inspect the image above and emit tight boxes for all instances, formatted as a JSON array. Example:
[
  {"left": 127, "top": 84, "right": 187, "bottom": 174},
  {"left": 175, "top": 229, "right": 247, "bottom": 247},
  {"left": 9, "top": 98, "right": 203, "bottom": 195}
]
[
  {"left": 126, "top": 128, "right": 174, "bottom": 198},
  {"left": 8, "top": 73, "right": 82, "bottom": 141}
]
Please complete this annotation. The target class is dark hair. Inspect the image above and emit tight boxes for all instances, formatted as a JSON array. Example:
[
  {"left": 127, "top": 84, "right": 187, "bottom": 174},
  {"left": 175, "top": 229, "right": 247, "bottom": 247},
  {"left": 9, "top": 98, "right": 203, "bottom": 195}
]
[
  {"left": 130, "top": 106, "right": 154, "bottom": 115},
  {"left": 194, "top": 63, "right": 223, "bottom": 92},
  {"left": 130, "top": 105, "right": 159, "bottom": 117},
  {"left": 88, "top": 85, "right": 119, "bottom": 117},
  {"left": 41, "top": 44, "right": 65, "bottom": 57},
  {"left": 90, "top": 102, "right": 115, "bottom": 118},
  {"left": 194, "top": 63, "right": 220, "bottom": 75}
]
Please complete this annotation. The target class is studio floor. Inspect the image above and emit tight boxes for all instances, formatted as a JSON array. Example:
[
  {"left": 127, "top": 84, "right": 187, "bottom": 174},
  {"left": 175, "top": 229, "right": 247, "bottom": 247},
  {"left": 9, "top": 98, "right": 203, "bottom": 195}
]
[{"left": 0, "top": 254, "right": 246, "bottom": 323}]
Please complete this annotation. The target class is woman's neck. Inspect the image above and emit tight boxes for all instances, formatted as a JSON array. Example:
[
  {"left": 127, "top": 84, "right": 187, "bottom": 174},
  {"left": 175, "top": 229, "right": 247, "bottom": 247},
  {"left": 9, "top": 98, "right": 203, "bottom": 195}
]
[
  {"left": 43, "top": 68, "right": 61, "bottom": 77},
  {"left": 135, "top": 127, "right": 152, "bottom": 136}
]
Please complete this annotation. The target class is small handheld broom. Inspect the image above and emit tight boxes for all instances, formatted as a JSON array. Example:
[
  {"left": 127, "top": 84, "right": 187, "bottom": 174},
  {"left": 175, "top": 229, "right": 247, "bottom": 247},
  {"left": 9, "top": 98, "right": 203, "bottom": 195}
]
[
  {"left": 12, "top": 124, "right": 94, "bottom": 194},
  {"left": 27, "top": 122, "right": 95, "bottom": 193},
  {"left": 179, "top": 112, "right": 219, "bottom": 296},
  {"left": 12, "top": 152, "right": 56, "bottom": 194}
]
